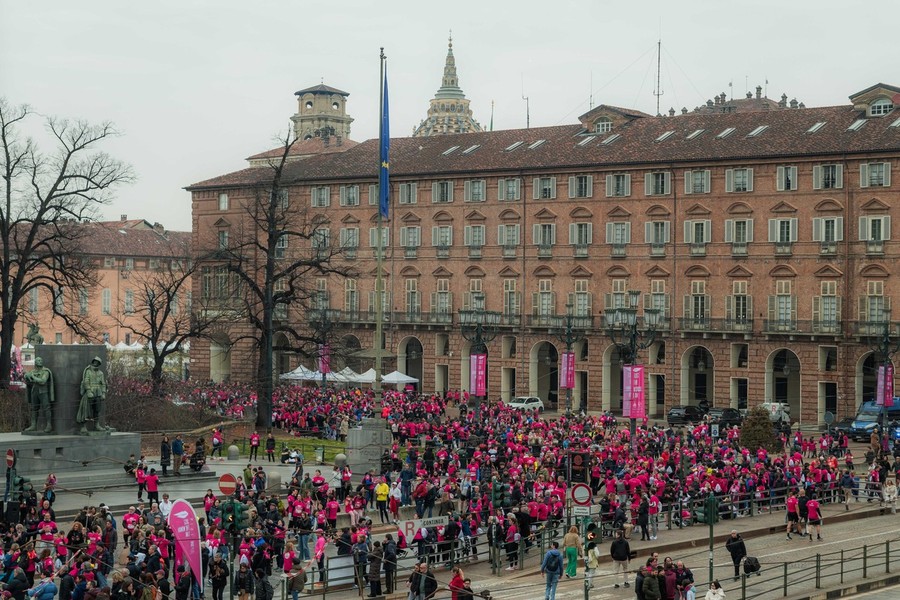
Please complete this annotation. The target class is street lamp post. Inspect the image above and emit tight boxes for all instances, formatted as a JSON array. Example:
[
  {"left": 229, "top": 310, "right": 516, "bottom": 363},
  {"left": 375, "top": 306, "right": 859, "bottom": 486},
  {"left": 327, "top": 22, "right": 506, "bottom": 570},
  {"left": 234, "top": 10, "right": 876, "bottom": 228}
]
[
  {"left": 604, "top": 290, "right": 660, "bottom": 449},
  {"left": 311, "top": 308, "right": 337, "bottom": 390},
  {"left": 552, "top": 302, "right": 590, "bottom": 415},
  {"left": 869, "top": 312, "right": 900, "bottom": 445},
  {"left": 459, "top": 293, "right": 500, "bottom": 420}
]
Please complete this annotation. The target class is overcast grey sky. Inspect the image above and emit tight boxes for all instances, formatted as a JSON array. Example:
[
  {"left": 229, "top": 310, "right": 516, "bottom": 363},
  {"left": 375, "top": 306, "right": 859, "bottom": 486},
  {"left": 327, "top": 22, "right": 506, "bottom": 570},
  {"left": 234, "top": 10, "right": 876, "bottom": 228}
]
[{"left": 2, "top": 0, "right": 897, "bottom": 232}]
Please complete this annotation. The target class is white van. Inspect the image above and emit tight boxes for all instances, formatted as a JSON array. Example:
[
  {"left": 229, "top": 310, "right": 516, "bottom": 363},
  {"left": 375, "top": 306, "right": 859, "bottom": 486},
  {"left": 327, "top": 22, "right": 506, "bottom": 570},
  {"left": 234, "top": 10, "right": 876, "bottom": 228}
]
[{"left": 760, "top": 402, "right": 791, "bottom": 423}]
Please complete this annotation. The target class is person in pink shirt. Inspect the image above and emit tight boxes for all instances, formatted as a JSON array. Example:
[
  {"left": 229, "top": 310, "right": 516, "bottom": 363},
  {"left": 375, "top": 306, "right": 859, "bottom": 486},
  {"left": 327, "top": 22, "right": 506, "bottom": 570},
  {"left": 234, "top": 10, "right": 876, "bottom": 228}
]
[
  {"left": 314, "top": 529, "right": 327, "bottom": 584},
  {"left": 146, "top": 468, "right": 160, "bottom": 504},
  {"left": 135, "top": 462, "right": 147, "bottom": 502},
  {"left": 325, "top": 497, "right": 340, "bottom": 530},
  {"left": 806, "top": 493, "right": 823, "bottom": 541},
  {"left": 282, "top": 541, "right": 296, "bottom": 572},
  {"left": 249, "top": 431, "right": 261, "bottom": 461}
]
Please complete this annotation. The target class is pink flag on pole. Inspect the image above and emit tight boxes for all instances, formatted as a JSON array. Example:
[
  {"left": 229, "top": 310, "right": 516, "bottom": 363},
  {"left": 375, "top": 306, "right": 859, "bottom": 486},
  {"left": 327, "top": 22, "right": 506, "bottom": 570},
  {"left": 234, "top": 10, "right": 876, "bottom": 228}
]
[
  {"left": 318, "top": 344, "right": 331, "bottom": 374},
  {"left": 559, "top": 352, "right": 576, "bottom": 389},
  {"left": 168, "top": 499, "right": 203, "bottom": 592}
]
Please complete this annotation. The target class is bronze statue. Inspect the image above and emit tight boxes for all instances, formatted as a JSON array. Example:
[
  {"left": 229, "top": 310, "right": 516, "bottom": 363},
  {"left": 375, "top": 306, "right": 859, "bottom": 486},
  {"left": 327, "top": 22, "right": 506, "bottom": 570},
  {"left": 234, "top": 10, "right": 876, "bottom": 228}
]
[
  {"left": 24, "top": 357, "right": 54, "bottom": 433},
  {"left": 77, "top": 356, "right": 108, "bottom": 433},
  {"left": 25, "top": 323, "right": 44, "bottom": 346}
]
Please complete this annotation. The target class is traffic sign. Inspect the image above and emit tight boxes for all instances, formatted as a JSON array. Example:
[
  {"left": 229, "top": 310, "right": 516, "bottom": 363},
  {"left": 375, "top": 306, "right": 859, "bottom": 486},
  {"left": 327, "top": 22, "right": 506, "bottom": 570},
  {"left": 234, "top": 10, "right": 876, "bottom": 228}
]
[
  {"left": 573, "top": 505, "right": 591, "bottom": 516},
  {"left": 5, "top": 449, "right": 14, "bottom": 469},
  {"left": 398, "top": 516, "right": 449, "bottom": 543},
  {"left": 218, "top": 473, "right": 237, "bottom": 496},
  {"left": 571, "top": 483, "right": 592, "bottom": 506}
]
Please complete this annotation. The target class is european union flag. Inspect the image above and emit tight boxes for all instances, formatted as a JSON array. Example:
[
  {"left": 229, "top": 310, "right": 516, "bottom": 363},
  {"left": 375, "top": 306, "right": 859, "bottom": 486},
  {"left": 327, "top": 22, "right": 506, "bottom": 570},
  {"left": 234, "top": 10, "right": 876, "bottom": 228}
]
[{"left": 379, "top": 68, "right": 390, "bottom": 219}]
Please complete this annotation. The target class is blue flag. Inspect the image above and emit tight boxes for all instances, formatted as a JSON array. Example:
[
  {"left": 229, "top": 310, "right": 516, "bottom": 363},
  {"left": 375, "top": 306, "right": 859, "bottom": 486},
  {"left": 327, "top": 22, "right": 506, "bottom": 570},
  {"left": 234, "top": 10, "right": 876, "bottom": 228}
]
[{"left": 379, "top": 68, "right": 390, "bottom": 219}]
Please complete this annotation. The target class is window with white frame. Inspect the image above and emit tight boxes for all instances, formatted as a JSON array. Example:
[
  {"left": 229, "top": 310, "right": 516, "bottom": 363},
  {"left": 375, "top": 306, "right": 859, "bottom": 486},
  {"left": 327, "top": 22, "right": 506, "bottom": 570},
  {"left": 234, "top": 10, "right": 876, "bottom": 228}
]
[
  {"left": 312, "top": 228, "right": 330, "bottom": 253},
  {"left": 464, "top": 225, "right": 485, "bottom": 247},
  {"left": 533, "top": 177, "right": 557, "bottom": 200},
  {"left": 684, "top": 170, "right": 711, "bottom": 194},
  {"left": 571, "top": 279, "right": 591, "bottom": 316},
  {"left": 469, "top": 279, "right": 484, "bottom": 310},
  {"left": 606, "top": 278, "right": 627, "bottom": 312},
  {"left": 79, "top": 288, "right": 89, "bottom": 316},
  {"left": 124, "top": 258, "right": 134, "bottom": 270},
  {"left": 813, "top": 164, "right": 843, "bottom": 190},
  {"left": 725, "top": 168, "right": 754, "bottom": 192},
  {"left": 812, "top": 217, "right": 844, "bottom": 243},
  {"left": 398, "top": 182, "right": 417, "bottom": 204},
  {"left": 498, "top": 178, "right": 521, "bottom": 201},
  {"left": 344, "top": 280, "right": 358, "bottom": 312},
  {"left": 273, "top": 279, "right": 287, "bottom": 320},
  {"left": 339, "top": 227, "right": 359, "bottom": 248},
  {"left": 368, "top": 226, "right": 390, "bottom": 248},
  {"left": 605, "top": 173, "right": 631, "bottom": 197},
  {"left": 218, "top": 193, "right": 229, "bottom": 211},
  {"left": 730, "top": 280, "right": 749, "bottom": 323},
  {"left": 368, "top": 184, "right": 378, "bottom": 205},
  {"left": 645, "top": 221, "right": 671, "bottom": 244},
  {"left": 464, "top": 180, "right": 486, "bottom": 202},
  {"left": 434, "top": 278, "right": 451, "bottom": 313},
  {"left": 533, "top": 223, "right": 556, "bottom": 246},
  {"left": 864, "top": 280, "right": 888, "bottom": 323},
  {"left": 311, "top": 186, "right": 330, "bottom": 207},
  {"left": 535, "top": 279, "right": 554, "bottom": 316},
  {"left": 645, "top": 172, "right": 671, "bottom": 196},
  {"left": 28, "top": 288, "right": 39, "bottom": 313},
  {"left": 568, "top": 175, "right": 593, "bottom": 198},
  {"left": 605, "top": 222, "right": 631, "bottom": 244},
  {"left": 859, "top": 215, "right": 891, "bottom": 241},
  {"left": 498, "top": 224, "right": 520, "bottom": 246},
  {"left": 869, "top": 98, "right": 894, "bottom": 116},
  {"left": 104, "top": 257, "right": 116, "bottom": 268},
  {"left": 815, "top": 281, "right": 839, "bottom": 328},
  {"left": 339, "top": 185, "right": 359, "bottom": 206},
  {"left": 594, "top": 117, "right": 612, "bottom": 133},
  {"left": 773, "top": 279, "right": 795, "bottom": 324},
  {"left": 647, "top": 279, "right": 668, "bottom": 317},
  {"left": 102, "top": 288, "right": 111, "bottom": 315},
  {"left": 431, "top": 225, "right": 453, "bottom": 247},
  {"left": 683, "top": 219, "right": 711, "bottom": 244},
  {"left": 724, "top": 219, "right": 754, "bottom": 243},
  {"left": 432, "top": 181, "right": 453, "bottom": 203},
  {"left": 570, "top": 222, "right": 593, "bottom": 246},
  {"left": 768, "top": 218, "right": 798, "bottom": 243},
  {"left": 861, "top": 162, "right": 891, "bottom": 187},
  {"left": 776, "top": 166, "right": 798, "bottom": 191},
  {"left": 315, "top": 278, "right": 328, "bottom": 309},
  {"left": 276, "top": 189, "right": 289, "bottom": 209},
  {"left": 124, "top": 289, "right": 134, "bottom": 314},
  {"left": 275, "top": 233, "right": 288, "bottom": 258},
  {"left": 399, "top": 226, "right": 421, "bottom": 247},
  {"left": 687, "top": 280, "right": 709, "bottom": 323},
  {"left": 218, "top": 230, "right": 229, "bottom": 250},
  {"left": 54, "top": 287, "right": 64, "bottom": 315},
  {"left": 405, "top": 279, "right": 420, "bottom": 313},
  {"left": 503, "top": 279, "right": 519, "bottom": 314}
]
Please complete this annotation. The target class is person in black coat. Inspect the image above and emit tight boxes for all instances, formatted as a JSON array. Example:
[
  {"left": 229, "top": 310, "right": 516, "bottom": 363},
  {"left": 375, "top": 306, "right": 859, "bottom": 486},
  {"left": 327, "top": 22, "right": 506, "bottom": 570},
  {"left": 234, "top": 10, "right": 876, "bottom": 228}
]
[
  {"left": 208, "top": 554, "right": 228, "bottom": 600},
  {"left": 725, "top": 530, "right": 747, "bottom": 580},
  {"left": 160, "top": 437, "right": 172, "bottom": 477},
  {"left": 57, "top": 569, "right": 75, "bottom": 600},
  {"left": 5, "top": 568, "right": 28, "bottom": 600},
  {"left": 638, "top": 497, "right": 651, "bottom": 541},
  {"left": 174, "top": 567, "right": 191, "bottom": 600}
]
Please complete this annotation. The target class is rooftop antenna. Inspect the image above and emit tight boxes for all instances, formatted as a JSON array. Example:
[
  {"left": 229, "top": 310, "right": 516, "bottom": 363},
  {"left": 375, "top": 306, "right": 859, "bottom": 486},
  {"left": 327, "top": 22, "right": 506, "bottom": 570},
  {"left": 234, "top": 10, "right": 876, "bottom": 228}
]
[
  {"left": 728, "top": 80, "right": 733, "bottom": 101},
  {"left": 765, "top": 77, "right": 769, "bottom": 98},
  {"left": 521, "top": 75, "right": 530, "bottom": 129},
  {"left": 652, "top": 38, "right": 663, "bottom": 116},
  {"left": 589, "top": 71, "right": 593, "bottom": 110}
]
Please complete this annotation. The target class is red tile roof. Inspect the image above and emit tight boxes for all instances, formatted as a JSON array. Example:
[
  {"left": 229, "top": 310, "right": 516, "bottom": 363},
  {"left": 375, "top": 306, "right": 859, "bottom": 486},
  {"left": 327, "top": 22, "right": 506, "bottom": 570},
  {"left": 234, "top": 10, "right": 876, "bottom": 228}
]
[
  {"left": 246, "top": 136, "right": 359, "bottom": 162},
  {"left": 78, "top": 222, "right": 190, "bottom": 258},
  {"left": 188, "top": 102, "right": 900, "bottom": 190}
]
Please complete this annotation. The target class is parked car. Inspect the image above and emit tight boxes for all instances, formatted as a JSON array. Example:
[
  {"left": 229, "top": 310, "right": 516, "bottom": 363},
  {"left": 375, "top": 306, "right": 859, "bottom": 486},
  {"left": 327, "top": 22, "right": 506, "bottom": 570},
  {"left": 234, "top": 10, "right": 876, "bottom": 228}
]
[
  {"left": 667, "top": 405, "right": 705, "bottom": 426},
  {"left": 830, "top": 417, "right": 854, "bottom": 436},
  {"left": 507, "top": 396, "right": 544, "bottom": 411},
  {"left": 708, "top": 407, "right": 743, "bottom": 429}
]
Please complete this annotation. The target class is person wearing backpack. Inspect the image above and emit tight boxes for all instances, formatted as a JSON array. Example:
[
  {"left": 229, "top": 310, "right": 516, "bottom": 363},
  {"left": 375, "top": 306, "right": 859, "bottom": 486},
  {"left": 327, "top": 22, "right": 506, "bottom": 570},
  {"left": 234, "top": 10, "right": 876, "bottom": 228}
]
[
  {"left": 584, "top": 541, "right": 601, "bottom": 590},
  {"left": 541, "top": 541, "right": 564, "bottom": 600}
]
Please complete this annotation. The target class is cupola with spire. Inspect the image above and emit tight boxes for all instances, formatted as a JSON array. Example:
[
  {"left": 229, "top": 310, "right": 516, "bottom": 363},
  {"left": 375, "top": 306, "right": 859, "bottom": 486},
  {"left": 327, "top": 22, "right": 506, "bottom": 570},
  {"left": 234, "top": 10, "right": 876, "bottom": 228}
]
[{"left": 412, "top": 33, "right": 483, "bottom": 137}]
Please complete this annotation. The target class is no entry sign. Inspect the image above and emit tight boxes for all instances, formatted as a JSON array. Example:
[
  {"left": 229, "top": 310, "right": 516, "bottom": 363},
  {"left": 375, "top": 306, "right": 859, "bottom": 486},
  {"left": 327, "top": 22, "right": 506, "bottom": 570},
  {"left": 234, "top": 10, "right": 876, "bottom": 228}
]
[{"left": 218, "top": 473, "right": 237, "bottom": 496}]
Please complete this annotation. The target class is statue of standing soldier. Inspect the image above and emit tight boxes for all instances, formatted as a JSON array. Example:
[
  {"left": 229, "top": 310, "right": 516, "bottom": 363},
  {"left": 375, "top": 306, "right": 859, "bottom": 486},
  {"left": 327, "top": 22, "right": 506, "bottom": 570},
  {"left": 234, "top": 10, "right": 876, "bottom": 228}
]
[
  {"left": 24, "top": 357, "right": 54, "bottom": 434},
  {"left": 77, "top": 356, "right": 108, "bottom": 433}
]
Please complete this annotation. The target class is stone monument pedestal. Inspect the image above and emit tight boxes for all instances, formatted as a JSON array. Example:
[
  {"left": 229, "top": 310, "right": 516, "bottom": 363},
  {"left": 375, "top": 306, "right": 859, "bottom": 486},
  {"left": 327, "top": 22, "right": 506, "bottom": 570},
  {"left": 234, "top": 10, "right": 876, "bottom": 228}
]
[
  {"left": 0, "top": 431, "right": 140, "bottom": 476},
  {"left": 345, "top": 417, "right": 392, "bottom": 475}
]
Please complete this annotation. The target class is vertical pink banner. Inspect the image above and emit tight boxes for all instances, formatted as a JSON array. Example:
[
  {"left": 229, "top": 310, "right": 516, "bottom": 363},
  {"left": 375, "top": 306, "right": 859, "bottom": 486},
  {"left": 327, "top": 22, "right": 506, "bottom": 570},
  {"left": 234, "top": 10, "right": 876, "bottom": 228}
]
[
  {"left": 318, "top": 344, "right": 331, "bottom": 374},
  {"left": 877, "top": 365, "right": 886, "bottom": 406},
  {"left": 559, "top": 352, "right": 575, "bottom": 389},
  {"left": 470, "top": 354, "right": 487, "bottom": 396},
  {"left": 168, "top": 499, "right": 203, "bottom": 592},
  {"left": 886, "top": 364, "right": 895, "bottom": 408},
  {"left": 623, "top": 365, "right": 646, "bottom": 419}
]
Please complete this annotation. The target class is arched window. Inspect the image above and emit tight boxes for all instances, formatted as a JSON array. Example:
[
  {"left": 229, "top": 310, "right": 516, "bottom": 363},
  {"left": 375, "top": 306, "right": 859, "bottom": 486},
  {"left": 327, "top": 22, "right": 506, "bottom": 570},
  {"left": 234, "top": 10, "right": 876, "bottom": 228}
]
[
  {"left": 870, "top": 98, "right": 894, "bottom": 116},
  {"left": 594, "top": 117, "right": 612, "bottom": 133}
]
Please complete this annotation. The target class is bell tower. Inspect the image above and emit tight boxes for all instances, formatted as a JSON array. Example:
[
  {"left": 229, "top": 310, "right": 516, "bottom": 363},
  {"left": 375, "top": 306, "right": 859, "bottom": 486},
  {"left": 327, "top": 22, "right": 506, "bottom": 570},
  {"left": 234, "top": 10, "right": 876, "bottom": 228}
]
[{"left": 291, "top": 83, "right": 354, "bottom": 141}]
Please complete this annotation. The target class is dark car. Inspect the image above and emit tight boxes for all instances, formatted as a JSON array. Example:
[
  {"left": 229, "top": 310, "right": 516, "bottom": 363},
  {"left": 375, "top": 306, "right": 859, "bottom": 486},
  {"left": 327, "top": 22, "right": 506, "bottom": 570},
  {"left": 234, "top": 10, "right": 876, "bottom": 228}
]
[
  {"left": 830, "top": 417, "right": 854, "bottom": 436},
  {"left": 708, "top": 408, "right": 743, "bottom": 429},
  {"left": 667, "top": 405, "right": 705, "bottom": 426}
]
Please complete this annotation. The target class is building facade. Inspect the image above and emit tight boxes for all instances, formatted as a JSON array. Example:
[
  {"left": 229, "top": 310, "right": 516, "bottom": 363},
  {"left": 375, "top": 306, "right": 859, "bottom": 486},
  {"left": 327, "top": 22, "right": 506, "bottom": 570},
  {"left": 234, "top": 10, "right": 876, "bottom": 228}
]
[
  {"left": 189, "top": 82, "right": 900, "bottom": 426},
  {"left": 16, "top": 217, "right": 191, "bottom": 349}
]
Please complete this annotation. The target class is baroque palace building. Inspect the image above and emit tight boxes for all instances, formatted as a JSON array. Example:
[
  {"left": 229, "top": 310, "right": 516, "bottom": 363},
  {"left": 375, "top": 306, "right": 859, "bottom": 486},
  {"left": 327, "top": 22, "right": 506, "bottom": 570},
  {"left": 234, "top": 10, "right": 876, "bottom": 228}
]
[{"left": 188, "top": 79, "right": 900, "bottom": 427}]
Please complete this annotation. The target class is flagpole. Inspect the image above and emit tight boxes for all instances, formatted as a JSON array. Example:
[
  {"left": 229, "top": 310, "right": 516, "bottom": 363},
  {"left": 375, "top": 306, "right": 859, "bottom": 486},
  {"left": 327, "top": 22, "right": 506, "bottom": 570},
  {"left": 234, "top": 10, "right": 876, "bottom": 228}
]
[{"left": 374, "top": 48, "right": 386, "bottom": 390}]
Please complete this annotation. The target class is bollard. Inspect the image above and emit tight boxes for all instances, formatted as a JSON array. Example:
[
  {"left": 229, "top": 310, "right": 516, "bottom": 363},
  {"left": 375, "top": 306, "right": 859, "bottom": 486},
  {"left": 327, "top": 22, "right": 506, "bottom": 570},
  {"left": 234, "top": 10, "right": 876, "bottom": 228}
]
[
  {"left": 741, "top": 574, "right": 746, "bottom": 600},
  {"left": 863, "top": 544, "right": 868, "bottom": 579},
  {"left": 840, "top": 549, "right": 844, "bottom": 583},
  {"left": 783, "top": 562, "right": 788, "bottom": 597},
  {"left": 815, "top": 553, "right": 821, "bottom": 589},
  {"left": 518, "top": 538, "right": 525, "bottom": 570},
  {"left": 887, "top": 540, "right": 891, "bottom": 574},
  {"left": 227, "top": 444, "right": 240, "bottom": 461}
]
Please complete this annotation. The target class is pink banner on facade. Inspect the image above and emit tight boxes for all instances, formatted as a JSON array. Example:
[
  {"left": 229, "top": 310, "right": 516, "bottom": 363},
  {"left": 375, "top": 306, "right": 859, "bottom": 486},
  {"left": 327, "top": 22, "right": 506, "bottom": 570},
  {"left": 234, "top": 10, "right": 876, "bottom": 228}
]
[
  {"left": 470, "top": 354, "right": 487, "bottom": 396},
  {"left": 886, "top": 364, "right": 895, "bottom": 407},
  {"left": 559, "top": 352, "right": 575, "bottom": 389},
  {"left": 877, "top": 365, "right": 885, "bottom": 406},
  {"left": 318, "top": 344, "right": 331, "bottom": 374},
  {"left": 622, "top": 364, "right": 646, "bottom": 419},
  {"left": 168, "top": 499, "right": 203, "bottom": 592}
]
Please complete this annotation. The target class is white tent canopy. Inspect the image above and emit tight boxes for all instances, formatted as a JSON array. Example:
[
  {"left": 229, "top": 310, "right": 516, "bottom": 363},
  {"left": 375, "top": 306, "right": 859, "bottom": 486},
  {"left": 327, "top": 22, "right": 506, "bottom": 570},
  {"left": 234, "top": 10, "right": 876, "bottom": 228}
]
[
  {"left": 356, "top": 368, "right": 377, "bottom": 384},
  {"left": 279, "top": 365, "right": 322, "bottom": 381},
  {"left": 382, "top": 370, "right": 418, "bottom": 384},
  {"left": 327, "top": 366, "right": 362, "bottom": 384}
]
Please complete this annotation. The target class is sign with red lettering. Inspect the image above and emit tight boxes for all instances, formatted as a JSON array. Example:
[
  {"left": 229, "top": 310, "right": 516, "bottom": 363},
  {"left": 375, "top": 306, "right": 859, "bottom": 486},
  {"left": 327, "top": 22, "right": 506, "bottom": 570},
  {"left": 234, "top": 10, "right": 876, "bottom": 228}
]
[
  {"left": 622, "top": 364, "right": 646, "bottom": 419},
  {"left": 318, "top": 344, "right": 331, "bottom": 374},
  {"left": 559, "top": 352, "right": 576, "bottom": 389},
  {"left": 470, "top": 354, "right": 487, "bottom": 396}
]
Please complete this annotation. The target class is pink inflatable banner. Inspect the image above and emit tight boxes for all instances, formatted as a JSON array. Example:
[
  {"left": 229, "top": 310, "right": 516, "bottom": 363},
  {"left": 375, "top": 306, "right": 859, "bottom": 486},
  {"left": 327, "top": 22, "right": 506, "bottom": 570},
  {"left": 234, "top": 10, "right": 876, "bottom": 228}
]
[{"left": 168, "top": 499, "right": 203, "bottom": 592}]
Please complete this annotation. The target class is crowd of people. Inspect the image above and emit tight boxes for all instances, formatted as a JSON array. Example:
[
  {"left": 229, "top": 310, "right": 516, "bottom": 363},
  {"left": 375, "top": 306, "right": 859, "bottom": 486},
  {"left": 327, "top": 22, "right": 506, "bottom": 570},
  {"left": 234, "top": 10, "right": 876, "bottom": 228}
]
[{"left": 5, "top": 380, "right": 900, "bottom": 600}]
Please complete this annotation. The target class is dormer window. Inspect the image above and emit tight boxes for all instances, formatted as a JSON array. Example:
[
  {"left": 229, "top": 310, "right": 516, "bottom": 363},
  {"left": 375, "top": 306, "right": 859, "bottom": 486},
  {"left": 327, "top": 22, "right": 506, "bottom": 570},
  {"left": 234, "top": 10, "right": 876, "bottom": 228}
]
[
  {"left": 594, "top": 117, "right": 612, "bottom": 133},
  {"left": 870, "top": 98, "right": 894, "bottom": 116}
]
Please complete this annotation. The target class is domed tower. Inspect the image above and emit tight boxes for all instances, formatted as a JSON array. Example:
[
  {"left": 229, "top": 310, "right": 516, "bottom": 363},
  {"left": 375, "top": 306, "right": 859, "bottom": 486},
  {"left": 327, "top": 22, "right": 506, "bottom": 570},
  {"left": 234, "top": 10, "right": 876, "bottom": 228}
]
[
  {"left": 291, "top": 83, "right": 354, "bottom": 141},
  {"left": 412, "top": 35, "right": 483, "bottom": 137}
]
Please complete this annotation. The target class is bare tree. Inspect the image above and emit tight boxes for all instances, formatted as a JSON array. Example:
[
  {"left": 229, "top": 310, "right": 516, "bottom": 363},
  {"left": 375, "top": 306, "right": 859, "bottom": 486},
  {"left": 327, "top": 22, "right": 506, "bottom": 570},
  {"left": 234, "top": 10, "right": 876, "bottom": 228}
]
[
  {"left": 0, "top": 99, "right": 133, "bottom": 384},
  {"left": 199, "top": 131, "right": 353, "bottom": 429},
  {"left": 112, "top": 246, "right": 223, "bottom": 393}
]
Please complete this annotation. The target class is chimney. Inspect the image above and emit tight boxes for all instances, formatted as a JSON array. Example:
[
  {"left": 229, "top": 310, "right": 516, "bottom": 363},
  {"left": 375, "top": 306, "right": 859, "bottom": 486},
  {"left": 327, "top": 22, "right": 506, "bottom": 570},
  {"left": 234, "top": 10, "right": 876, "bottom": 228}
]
[
  {"left": 120, "top": 214, "right": 127, "bottom": 222},
  {"left": 799, "top": 102, "right": 806, "bottom": 109},
  {"left": 779, "top": 93, "right": 788, "bottom": 108},
  {"left": 720, "top": 92, "right": 727, "bottom": 104},
  {"left": 707, "top": 99, "right": 714, "bottom": 107},
  {"left": 790, "top": 98, "right": 798, "bottom": 109},
  {"left": 322, "top": 135, "right": 330, "bottom": 147},
  {"left": 153, "top": 222, "right": 164, "bottom": 233},
  {"left": 668, "top": 107, "right": 675, "bottom": 117},
  {"left": 746, "top": 91, "right": 752, "bottom": 99},
  {"left": 713, "top": 96, "right": 720, "bottom": 106},
  {"left": 756, "top": 85, "right": 762, "bottom": 99},
  {"left": 681, "top": 107, "right": 688, "bottom": 115}
]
